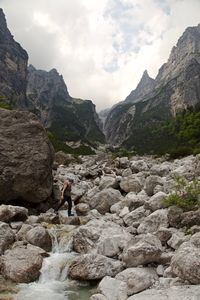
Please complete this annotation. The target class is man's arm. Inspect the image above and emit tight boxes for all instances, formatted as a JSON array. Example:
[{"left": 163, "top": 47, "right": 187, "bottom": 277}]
[{"left": 61, "top": 182, "right": 68, "bottom": 199}]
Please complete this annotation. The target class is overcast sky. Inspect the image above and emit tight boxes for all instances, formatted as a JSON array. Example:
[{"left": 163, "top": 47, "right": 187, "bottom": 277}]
[{"left": 0, "top": 0, "right": 200, "bottom": 111}]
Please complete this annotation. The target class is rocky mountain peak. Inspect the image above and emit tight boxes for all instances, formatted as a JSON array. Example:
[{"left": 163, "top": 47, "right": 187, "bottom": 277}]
[
  {"left": 125, "top": 69, "right": 155, "bottom": 103},
  {"left": 156, "top": 24, "right": 200, "bottom": 84},
  {"left": 0, "top": 8, "right": 11, "bottom": 42}
]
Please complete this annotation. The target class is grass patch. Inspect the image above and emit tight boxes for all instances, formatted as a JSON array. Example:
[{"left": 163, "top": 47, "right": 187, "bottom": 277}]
[{"left": 163, "top": 176, "right": 200, "bottom": 211}]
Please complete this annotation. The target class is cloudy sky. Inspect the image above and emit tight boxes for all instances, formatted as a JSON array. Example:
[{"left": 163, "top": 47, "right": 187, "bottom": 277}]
[{"left": 0, "top": 0, "right": 200, "bottom": 111}]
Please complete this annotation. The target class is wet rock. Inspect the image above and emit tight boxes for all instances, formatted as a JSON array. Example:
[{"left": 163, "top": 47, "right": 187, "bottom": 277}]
[
  {"left": 1, "top": 244, "right": 44, "bottom": 283},
  {"left": 59, "top": 212, "right": 80, "bottom": 225},
  {"left": 68, "top": 253, "right": 124, "bottom": 280},
  {"left": 116, "top": 267, "right": 158, "bottom": 296},
  {"left": 16, "top": 224, "right": 33, "bottom": 241},
  {"left": 122, "top": 234, "right": 162, "bottom": 267},
  {"left": 0, "top": 222, "right": 15, "bottom": 254},
  {"left": 137, "top": 209, "right": 169, "bottom": 234},
  {"left": 0, "top": 205, "right": 28, "bottom": 222},
  {"left": 26, "top": 226, "right": 52, "bottom": 252},
  {"left": 38, "top": 211, "right": 59, "bottom": 224}
]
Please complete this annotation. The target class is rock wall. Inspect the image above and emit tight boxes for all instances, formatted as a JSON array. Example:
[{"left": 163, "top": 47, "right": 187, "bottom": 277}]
[
  {"left": 0, "top": 109, "right": 54, "bottom": 204},
  {"left": 0, "top": 8, "right": 28, "bottom": 109}
]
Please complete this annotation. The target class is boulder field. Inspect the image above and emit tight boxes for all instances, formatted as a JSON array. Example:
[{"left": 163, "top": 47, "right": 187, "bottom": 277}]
[{"left": 1, "top": 153, "right": 200, "bottom": 299}]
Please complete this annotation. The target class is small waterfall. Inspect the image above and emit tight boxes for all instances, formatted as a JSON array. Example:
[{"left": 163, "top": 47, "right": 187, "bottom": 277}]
[{"left": 14, "top": 225, "right": 96, "bottom": 300}]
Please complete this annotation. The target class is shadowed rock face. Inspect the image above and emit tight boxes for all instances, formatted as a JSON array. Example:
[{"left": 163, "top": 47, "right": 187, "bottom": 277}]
[
  {"left": 0, "top": 8, "right": 28, "bottom": 109},
  {"left": 105, "top": 24, "right": 200, "bottom": 147},
  {"left": 0, "top": 109, "right": 54, "bottom": 203},
  {"left": 26, "top": 65, "right": 105, "bottom": 144},
  {"left": 27, "top": 65, "right": 72, "bottom": 127}
]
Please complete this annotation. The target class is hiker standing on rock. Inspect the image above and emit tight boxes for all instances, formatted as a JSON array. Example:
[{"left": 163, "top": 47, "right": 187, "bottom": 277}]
[{"left": 57, "top": 179, "right": 74, "bottom": 216}]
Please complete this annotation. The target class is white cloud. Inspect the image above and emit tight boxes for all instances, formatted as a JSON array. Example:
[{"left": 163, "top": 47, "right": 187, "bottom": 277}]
[{"left": 0, "top": 0, "right": 200, "bottom": 111}]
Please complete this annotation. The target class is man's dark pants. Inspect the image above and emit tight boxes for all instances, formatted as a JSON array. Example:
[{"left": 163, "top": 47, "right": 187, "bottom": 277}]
[{"left": 56, "top": 195, "right": 72, "bottom": 216}]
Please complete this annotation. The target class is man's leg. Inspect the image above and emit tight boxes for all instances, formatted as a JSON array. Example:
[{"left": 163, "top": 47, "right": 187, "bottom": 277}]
[
  {"left": 66, "top": 196, "right": 72, "bottom": 216},
  {"left": 56, "top": 197, "right": 65, "bottom": 211}
]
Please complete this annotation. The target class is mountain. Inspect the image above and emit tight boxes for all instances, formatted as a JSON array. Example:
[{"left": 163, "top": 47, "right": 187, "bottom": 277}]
[
  {"left": 0, "top": 9, "right": 105, "bottom": 153},
  {"left": 27, "top": 65, "right": 105, "bottom": 148},
  {"left": 104, "top": 24, "right": 200, "bottom": 154},
  {"left": 0, "top": 8, "right": 28, "bottom": 109}
]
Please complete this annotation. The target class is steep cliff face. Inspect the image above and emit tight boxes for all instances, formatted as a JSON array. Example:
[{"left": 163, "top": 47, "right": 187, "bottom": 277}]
[
  {"left": 105, "top": 24, "right": 200, "bottom": 150},
  {"left": 0, "top": 8, "right": 28, "bottom": 108},
  {"left": 27, "top": 65, "right": 105, "bottom": 145},
  {"left": 27, "top": 65, "right": 72, "bottom": 127}
]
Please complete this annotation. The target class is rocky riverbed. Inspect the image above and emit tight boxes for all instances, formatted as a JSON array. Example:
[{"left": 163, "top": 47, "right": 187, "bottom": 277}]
[{"left": 1, "top": 153, "right": 200, "bottom": 299}]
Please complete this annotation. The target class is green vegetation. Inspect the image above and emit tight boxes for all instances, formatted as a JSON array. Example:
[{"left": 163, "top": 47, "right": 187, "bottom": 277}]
[
  {"left": 124, "top": 106, "right": 200, "bottom": 158},
  {"left": 47, "top": 130, "right": 95, "bottom": 155},
  {"left": 49, "top": 100, "right": 105, "bottom": 146},
  {"left": 163, "top": 176, "right": 200, "bottom": 211},
  {"left": 0, "top": 96, "right": 11, "bottom": 110},
  {"left": 111, "top": 147, "right": 136, "bottom": 158}
]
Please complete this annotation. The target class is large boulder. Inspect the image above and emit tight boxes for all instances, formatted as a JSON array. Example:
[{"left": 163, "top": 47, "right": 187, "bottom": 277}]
[
  {"left": 122, "top": 234, "right": 163, "bottom": 267},
  {"left": 123, "top": 207, "right": 147, "bottom": 227},
  {"left": 171, "top": 240, "right": 200, "bottom": 283},
  {"left": 0, "top": 222, "right": 15, "bottom": 254},
  {"left": 137, "top": 209, "right": 169, "bottom": 234},
  {"left": 127, "top": 285, "right": 200, "bottom": 300},
  {"left": 1, "top": 244, "right": 45, "bottom": 283},
  {"left": 116, "top": 267, "right": 158, "bottom": 296},
  {"left": 97, "top": 276, "right": 127, "bottom": 300},
  {"left": 0, "top": 110, "right": 54, "bottom": 203},
  {"left": 0, "top": 205, "right": 28, "bottom": 222},
  {"left": 72, "top": 219, "right": 131, "bottom": 257},
  {"left": 68, "top": 253, "right": 124, "bottom": 280},
  {"left": 120, "top": 175, "right": 142, "bottom": 193},
  {"left": 89, "top": 188, "right": 123, "bottom": 214},
  {"left": 25, "top": 226, "right": 52, "bottom": 252}
]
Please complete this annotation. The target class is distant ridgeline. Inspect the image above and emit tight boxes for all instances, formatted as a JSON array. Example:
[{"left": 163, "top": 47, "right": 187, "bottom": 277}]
[
  {"left": 104, "top": 24, "right": 200, "bottom": 157},
  {"left": 0, "top": 8, "right": 105, "bottom": 155}
]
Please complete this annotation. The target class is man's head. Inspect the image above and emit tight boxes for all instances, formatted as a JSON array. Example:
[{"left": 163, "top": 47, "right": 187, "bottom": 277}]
[{"left": 68, "top": 178, "right": 74, "bottom": 184}]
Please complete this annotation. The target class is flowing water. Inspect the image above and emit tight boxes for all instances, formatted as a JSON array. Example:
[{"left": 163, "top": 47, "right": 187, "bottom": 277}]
[{"left": 13, "top": 224, "right": 96, "bottom": 300}]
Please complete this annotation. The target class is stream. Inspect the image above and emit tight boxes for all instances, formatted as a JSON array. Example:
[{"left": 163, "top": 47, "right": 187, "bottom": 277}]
[{"left": 14, "top": 223, "right": 96, "bottom": 300}]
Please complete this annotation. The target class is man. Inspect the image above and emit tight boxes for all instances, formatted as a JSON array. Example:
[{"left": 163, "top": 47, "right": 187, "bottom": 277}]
[{"left": 56, "top": 179, "right": 74, "bottom": 216}]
